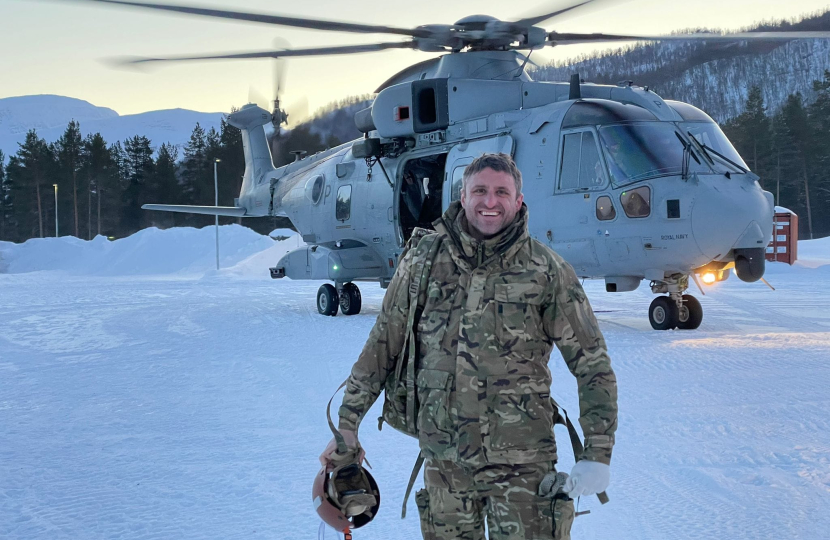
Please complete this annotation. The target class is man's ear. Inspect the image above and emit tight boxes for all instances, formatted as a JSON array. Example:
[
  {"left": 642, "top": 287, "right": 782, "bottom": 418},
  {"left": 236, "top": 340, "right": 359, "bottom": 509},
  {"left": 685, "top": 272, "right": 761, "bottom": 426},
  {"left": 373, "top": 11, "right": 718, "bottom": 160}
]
[
  {"left": 460, "top": 186, "right": 467, "bottom": 207},
  {"left": 515, "top": 193, "right": 524, "bottom": 210}
]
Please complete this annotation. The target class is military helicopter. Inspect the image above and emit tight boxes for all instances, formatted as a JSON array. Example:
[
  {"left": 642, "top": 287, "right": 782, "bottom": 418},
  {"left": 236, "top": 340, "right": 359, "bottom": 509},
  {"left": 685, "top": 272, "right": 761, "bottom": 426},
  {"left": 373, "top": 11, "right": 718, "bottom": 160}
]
[{"left": 79, "top": 0, "right": 830, "bottom": 330}]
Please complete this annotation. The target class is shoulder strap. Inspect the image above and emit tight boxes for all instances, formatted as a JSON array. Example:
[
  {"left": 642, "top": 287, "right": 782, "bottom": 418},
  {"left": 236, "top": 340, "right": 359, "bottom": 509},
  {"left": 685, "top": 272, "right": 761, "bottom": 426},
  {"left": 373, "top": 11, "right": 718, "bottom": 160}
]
[
  {"left": 401, "top": 452, "right": 425, "bottom": 519},
  {"left": 550, "top": 397, "right": 610, "bottom": 505},
  {"left": 403, "top": 233, "right": 443, "bottom": 432}
]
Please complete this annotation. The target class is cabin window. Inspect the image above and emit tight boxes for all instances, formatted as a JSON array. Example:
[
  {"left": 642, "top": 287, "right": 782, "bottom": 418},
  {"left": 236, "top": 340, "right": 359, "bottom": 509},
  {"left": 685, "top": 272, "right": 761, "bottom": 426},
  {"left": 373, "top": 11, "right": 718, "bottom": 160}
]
[
  {"left": 559, "top": 131, "right": 606, "bottom": 191},
  {"left": 620, "top": 186, "right": 651, "bottom": 218},
  {"left": 306, "top": 175, "right": 324, "bottom": 205},
  {"left": 336, "top": 185, "right": 352, "bottom": 221},
  {"left": 596, "top": 196, "right": 616, "bottom": 221}
]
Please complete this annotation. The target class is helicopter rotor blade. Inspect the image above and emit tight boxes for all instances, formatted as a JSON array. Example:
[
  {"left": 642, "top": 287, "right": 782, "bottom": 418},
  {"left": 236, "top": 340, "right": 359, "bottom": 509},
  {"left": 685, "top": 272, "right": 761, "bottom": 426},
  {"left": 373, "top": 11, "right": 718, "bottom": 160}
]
[
  {"left": 73, "top": 0, "right": 431, "bottom": 38},
  {"left": 512, "top": 0, "right": 598, "bottom": 27},
  {"left": 248, "top": 86, "right": 270, "bottom": 111},
  {"left": 285, "top": 97, "right": 310, "bottom": 126},
  {"left": 547, "top": 30, "right": 830, "bottom": 45},
  {"left": 114, "top": 41, "right": 417, "bottom": 66}
]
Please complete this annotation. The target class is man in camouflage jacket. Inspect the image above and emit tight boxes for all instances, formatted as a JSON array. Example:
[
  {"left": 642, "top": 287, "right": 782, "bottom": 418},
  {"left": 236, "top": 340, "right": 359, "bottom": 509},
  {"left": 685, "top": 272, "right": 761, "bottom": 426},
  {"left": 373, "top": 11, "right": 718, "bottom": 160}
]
[{"left": 320, "top": 153, "right": 617, "bottom": 540}]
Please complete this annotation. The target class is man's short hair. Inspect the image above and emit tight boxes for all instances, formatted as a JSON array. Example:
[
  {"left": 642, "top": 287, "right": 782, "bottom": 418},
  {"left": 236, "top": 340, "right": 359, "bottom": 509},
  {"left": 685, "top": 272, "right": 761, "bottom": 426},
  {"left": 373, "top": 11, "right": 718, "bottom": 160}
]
[{"left": 462, "top": 153, "right": 523, "bottom": 196}]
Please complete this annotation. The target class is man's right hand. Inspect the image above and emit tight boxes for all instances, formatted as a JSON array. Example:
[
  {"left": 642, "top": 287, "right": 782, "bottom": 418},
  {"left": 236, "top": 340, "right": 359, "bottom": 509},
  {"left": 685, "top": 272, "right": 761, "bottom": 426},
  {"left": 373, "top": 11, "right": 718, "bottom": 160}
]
[{"left": 319, "top": 429, "right": 365, "bottom": 471}]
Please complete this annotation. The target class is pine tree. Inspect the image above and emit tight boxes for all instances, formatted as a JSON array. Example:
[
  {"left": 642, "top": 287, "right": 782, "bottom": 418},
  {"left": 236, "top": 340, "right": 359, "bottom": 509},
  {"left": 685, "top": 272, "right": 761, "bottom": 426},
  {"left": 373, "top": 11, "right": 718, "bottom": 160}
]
[
  {"left": 106, "top": 141, "right": 128, "bottom": 237},
  {"left": 121, "top": 135, "right": 154, "bottom": 235},
  {"left": 146, "top": 142, "right": 179, "bottom": 228},
  {"left": 56, "top": 120, "right": 84, "bottom": 238},
  {"left": 779, "top": 94, "right": 815, "bottom": 239},
  {"left": 181, "top": 123, "right": 208, "bottom": 206},
  {"left": 808, "top": 71, "right": 830, "bottom": 236},
  {"left": 82, "top": 133, "right": 111, "bottom": 238},
  {"left": 0, "top": 150, "right": 7, "bottom": 241},
  {"left": 10, "top": 130, "right": 53, "bottom": 239},
  {"left": 218, "top": 114, "right": 245, "bottom": 224}
]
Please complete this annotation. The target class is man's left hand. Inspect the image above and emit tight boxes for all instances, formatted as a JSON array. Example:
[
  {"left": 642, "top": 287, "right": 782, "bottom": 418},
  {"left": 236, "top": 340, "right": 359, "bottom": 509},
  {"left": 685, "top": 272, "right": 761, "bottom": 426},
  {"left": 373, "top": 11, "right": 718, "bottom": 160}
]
[{"left": 564, "top": 460, "right": 610, "bottom": 497}]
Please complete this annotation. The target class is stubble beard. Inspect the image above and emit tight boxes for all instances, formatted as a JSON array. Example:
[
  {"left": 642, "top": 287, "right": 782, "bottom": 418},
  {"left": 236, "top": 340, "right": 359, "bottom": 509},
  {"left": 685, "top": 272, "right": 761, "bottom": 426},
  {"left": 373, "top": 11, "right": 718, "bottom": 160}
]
[{"left": 464, "top": 203, "right": 516, "bottom": 240}]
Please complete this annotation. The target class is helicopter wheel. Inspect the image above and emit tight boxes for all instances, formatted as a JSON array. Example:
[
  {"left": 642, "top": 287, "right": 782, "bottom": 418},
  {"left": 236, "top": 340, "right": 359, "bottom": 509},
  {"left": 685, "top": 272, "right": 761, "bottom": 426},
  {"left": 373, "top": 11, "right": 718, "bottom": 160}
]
[
  {"left": 317, "top": 284, "right": 339, "bottom": 317},
  {"left": 676, "top": 294, "right": 703, "bottom": 330},
  {"left": 339, "top": 283, "right": 362, "bottom": 316},
  {"left": 649, "top": 296, "right": 678, "bottom": 331}
]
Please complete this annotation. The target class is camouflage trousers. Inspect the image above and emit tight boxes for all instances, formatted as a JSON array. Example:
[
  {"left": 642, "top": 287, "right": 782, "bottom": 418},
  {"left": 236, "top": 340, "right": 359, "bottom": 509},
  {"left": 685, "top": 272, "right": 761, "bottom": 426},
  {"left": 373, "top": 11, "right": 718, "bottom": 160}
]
[{"left": 415, "top": 459, "right": 575, "bottom": 540}]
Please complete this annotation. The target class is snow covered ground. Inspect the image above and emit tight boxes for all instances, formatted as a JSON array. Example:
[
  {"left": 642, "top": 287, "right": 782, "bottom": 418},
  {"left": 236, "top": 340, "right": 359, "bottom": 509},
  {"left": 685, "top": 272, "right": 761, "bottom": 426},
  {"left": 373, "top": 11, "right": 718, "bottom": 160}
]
[{"left": 1, "top": 228, "right": 829, "bottom": 540}]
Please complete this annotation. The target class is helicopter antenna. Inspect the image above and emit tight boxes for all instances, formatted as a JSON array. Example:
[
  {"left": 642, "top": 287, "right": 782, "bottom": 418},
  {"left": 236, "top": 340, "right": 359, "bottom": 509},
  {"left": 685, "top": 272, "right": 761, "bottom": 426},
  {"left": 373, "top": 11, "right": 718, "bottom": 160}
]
[{"left": 569, "top": 73, "right": 582, "bottom": 100}]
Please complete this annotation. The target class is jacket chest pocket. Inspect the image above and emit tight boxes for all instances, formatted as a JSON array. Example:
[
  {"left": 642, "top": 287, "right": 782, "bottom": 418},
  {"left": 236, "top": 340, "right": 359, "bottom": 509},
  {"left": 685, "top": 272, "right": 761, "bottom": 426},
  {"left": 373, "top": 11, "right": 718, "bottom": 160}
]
[
  {"left": 416, "top": 369, "right": 456, "bottom": 459},
  {"left": 494, "top": 283, "right": 547, "bottom": 351},
  {"left": 487, "top": 375, "right": 555, "bottom": 452}
]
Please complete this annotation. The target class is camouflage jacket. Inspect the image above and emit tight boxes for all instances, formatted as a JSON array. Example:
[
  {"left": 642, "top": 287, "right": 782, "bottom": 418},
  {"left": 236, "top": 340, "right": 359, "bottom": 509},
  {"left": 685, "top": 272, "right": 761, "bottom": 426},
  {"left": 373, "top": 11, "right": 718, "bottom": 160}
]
[{"left": 338, "top": 201, "right": 618, "bottom": 466}]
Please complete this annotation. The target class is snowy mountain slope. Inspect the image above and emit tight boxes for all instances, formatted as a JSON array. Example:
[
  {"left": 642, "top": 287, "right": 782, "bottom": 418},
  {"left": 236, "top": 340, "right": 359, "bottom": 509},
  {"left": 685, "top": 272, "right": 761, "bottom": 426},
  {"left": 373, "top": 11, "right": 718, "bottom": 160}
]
[
  {"left": 306, "top": 98, "right": 373, "bottom": 145},
  {"left": 535, "top": 38, "right": 830, "bottom": 122},
  {"left": 0, "top": 229, "right": 828, "bottom": 540},
  {"left": 0, "top": 95, "right": 224, "bottom": 159}
]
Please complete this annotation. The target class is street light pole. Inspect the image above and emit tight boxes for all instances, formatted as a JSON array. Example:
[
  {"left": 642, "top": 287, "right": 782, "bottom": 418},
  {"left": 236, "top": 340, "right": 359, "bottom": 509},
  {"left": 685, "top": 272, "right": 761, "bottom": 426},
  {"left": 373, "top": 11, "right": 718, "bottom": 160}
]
[
  {"left": 53, "top": 184, "right": 58, "bottom": 237},
  {"left": 214, "top": 159, "right": 221, "bottom": 270}
]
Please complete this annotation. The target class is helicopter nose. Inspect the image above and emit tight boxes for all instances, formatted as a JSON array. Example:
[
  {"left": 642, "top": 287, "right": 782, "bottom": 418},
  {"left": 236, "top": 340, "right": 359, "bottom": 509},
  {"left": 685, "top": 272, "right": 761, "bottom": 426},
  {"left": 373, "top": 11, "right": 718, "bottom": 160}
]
[{"left": 691, "top": 175, "right": 774, "bottom": 261}]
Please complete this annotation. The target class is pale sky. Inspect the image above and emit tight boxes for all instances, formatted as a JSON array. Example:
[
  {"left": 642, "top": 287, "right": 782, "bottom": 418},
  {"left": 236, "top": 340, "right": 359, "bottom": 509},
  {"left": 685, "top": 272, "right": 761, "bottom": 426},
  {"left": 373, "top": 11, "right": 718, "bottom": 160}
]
[{"left": 2, "top": 0, "right": 830, "bottom": 116}]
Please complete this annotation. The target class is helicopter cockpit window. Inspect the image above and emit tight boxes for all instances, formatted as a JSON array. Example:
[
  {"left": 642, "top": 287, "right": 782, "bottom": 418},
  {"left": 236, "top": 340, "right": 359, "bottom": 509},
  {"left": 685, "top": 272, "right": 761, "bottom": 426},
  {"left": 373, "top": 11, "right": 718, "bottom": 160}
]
[
  {"left": 336, "top": 185, "right": 352, "bottom": 221},
  {"left": 682, "top": 122, "right": 749, "bottom": 172},
  {"left": 559, "top": 131, "right": 606, "bottom": 190},
  {"left": 620, "top": 186, "right": 650, "bottom": 218},
  {"left": 562, "top": 100, "right": 658, "bottom": 129},
  {"left": 599, "top": 123, "right": 700, "bottom": 185},
  {"left": 596, "top": 196, "right": 616, "bottom": 221}
]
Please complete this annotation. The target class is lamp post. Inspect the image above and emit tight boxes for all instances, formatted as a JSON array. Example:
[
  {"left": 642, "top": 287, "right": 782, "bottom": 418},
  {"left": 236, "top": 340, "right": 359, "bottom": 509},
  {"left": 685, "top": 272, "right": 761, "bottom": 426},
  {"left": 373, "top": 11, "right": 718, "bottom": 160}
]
[
  {"left": 53, "top": 184, "right": 58, "bottom": 237},
  {"left": 214, "top": 159, "right": 221, "bottom": 270}
]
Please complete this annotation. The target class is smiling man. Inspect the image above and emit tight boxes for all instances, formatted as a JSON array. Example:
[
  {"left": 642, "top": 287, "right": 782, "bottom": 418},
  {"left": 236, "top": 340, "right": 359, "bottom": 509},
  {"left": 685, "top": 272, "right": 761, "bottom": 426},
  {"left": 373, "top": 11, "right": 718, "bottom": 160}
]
[{"left": 321, "top": 153, "right": 618, "bottom": 540}]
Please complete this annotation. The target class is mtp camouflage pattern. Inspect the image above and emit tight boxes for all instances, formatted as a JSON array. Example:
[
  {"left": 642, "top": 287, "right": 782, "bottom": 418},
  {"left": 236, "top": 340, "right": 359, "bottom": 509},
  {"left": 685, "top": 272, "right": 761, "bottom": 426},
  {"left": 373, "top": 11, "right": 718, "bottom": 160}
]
[
  {"left": 416, "top": 459, "right": 574, "bottom": 540},
  {"left": 339, "top": 200, "right": 617, "bottom": 467}
]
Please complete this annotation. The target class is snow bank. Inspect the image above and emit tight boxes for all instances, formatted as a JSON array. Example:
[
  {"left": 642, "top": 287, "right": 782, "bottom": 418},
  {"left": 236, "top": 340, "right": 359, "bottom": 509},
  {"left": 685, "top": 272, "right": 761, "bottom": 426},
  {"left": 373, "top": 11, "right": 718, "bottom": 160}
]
[
  {"left": 1, "top": 224, "right": 826, "bottom": 277},
  {"left": 795, "top": 236, "right": 830, "bottom": 269},
  {"left": 0, "top": 225, "right": 298, "bottom": 277}
]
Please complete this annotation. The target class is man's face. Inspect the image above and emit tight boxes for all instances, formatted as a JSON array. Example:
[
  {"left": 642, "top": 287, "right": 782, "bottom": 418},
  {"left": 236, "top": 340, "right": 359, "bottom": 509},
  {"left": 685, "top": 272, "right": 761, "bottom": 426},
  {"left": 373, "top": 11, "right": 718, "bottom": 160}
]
[{"left": 460, "top": 167, "right": 523, "bottom": 240}]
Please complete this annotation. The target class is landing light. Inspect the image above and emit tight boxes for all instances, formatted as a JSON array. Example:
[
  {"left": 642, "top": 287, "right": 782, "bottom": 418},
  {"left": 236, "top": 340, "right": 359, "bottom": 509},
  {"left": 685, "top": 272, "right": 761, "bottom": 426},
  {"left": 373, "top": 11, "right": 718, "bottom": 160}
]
[{"left": 701, "top": 272, "right": 717, "bottom": 285}]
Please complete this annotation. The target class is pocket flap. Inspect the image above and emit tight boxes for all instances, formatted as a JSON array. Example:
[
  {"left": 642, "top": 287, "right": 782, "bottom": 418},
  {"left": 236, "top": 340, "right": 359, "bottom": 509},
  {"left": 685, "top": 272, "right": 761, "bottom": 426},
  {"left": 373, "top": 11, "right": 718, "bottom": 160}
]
[
  {"left": 417, "top": 369, "right": 452, "bottom": 389},
  {"left": 495, "top": 283, "right": 546, "bottom": 304},
  {"left": 487, "top": 374, "right": 550, "bottom": 394}
]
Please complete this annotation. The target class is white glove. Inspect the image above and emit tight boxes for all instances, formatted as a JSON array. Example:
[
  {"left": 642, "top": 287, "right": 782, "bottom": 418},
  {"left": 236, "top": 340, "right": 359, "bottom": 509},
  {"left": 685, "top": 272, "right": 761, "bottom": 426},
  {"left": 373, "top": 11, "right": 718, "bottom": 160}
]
[{"left": 564, "top": 460, "right": 610, "bottom": 497}]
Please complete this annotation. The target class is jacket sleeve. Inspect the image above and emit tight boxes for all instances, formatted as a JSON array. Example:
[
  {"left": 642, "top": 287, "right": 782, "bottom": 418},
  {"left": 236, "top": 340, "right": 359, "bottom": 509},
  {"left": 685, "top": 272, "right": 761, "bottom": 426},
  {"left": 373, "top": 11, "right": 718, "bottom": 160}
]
[
  {"left": 337, "top": 249, "right": 414, "bottom": 432},
  {"left": 542, "top": 260, "right": 618, "bottom": 465}
]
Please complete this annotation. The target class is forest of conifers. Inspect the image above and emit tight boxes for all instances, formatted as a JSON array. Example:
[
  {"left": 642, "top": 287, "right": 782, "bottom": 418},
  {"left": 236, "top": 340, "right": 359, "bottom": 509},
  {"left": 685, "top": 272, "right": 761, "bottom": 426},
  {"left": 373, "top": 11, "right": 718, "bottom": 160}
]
[{"left": 1, "top": 75, "right": 830, "bottom": 243}]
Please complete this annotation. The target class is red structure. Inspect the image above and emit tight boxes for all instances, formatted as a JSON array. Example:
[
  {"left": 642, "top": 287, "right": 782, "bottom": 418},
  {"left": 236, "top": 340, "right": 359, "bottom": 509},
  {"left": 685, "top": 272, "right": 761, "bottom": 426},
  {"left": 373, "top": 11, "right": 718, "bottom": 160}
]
[{"left": 766, "top": 210, "right": 799, "bottom": 265}]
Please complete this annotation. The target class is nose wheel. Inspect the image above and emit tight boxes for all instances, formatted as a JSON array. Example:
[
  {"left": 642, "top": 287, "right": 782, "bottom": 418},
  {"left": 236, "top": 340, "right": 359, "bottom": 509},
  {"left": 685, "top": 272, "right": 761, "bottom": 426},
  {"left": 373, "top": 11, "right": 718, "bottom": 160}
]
[
  {"left": 649, "top": 296, "right": 678, "bottom": 330},
  {"left": 676, "top": 294, "right": 703, "bottom": 330},
  {"left": 649, "top": 294, "right": 703, "bottom": 330},
  {"left": 649, "top": 274, "right": 704, "bottom": 330}
]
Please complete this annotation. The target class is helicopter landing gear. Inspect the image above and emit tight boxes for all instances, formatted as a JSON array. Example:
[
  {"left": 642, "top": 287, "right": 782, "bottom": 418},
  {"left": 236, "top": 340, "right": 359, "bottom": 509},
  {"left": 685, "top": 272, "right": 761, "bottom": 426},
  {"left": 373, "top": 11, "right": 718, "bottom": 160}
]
[
  {"left": 648, "top": 296, "right": 678, "bottom": 330},
  {"left": 339, "top": 282, "right": 362, "bottom": 316},
  {"left": 677, "top": 294, "right": 703, "bottom": 330},
  {"left": 317, "top": 282, "right": 362, "bottom": 316},
  {"left": 317, "top": 284, "right": 339, "bottom": 316},
  {"left": 649, "top": 275, "right": 703, "bottom": 330}
]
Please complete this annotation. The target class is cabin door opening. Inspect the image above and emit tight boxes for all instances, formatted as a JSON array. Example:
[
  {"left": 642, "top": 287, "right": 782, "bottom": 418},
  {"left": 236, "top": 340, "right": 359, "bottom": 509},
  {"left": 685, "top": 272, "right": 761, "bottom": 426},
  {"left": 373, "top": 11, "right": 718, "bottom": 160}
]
[{"left": 398, "top": 153, "right": 448, "bottom": 243}]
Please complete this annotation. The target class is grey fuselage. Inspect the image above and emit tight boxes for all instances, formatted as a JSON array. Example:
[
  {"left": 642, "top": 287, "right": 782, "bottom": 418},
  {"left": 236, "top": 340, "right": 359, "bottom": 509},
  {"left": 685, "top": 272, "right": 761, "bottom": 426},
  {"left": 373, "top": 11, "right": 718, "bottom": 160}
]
[{"left": 228, "top": 53, "right": 773, "bottom": 290}]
